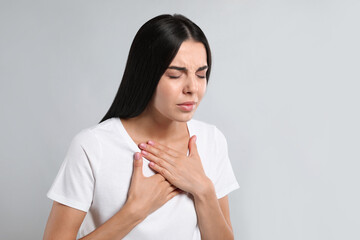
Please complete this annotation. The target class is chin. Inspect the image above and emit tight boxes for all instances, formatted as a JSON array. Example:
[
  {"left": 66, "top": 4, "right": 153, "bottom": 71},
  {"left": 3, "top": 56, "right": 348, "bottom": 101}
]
[
  {"left": 173, "top": 113, "right": 194, "bottom": 122},
  {"left": 162, "top": 106, "right": 197, "bottom": 122}
]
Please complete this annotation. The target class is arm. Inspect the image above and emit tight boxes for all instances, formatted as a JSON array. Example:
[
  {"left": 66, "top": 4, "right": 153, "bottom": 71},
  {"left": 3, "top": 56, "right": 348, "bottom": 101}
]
[
  {"left": 43, "top": 201, "right": 86, "bottom": 240},
  {"left": 44, "top": 153, "right": 180, "bottom": 240},
  {"left": 79, "top": 201, "right": 145, "bottom": 240},
  {"left": 43, "top": 201, "right": 145, "bottom": 240},
  {"left": 193, "top": 179, "right": 234, "bottom": 240},
  {"left": 138, "top": 136, "right": 236, "bottom": 239}
]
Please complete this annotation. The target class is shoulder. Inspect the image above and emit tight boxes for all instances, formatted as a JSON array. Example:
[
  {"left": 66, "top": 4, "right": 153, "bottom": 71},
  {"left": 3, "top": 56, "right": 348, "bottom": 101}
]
[
  {"left": 87, "top": 117, "right": 119, "bottom": 137},
  {"left": 72, "top": 117, "right": 123, "bottom": 151},
  {"left": 189, "top": 118, "right": 216, "bottom": 134},
  {"left": 68, "top": 118, "right": 119, "bottom": 157},
  {"left": 73, "top": 117, "right": 120, "bottom": 146},
  {"left": 189, "top": 118, "right": 228, "bottom": 156},
  {"left": 189, "top": 118, "right": 226, "bottom": 141}
]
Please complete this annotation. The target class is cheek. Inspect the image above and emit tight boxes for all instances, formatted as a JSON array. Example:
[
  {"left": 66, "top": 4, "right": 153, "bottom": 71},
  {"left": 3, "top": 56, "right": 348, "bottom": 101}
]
[
  {"left": 153, "top": 82, "right": 179, "bottom": 107},
  {"left": 198, "top": 81, "right": 207, "bottom": 99},
  {"left": 157, "top": 84, "right": 176, "bottom": 100}
]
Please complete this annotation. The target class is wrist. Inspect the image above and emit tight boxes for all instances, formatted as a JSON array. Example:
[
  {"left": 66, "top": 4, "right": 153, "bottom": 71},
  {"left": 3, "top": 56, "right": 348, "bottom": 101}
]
[
  {"left": 122, "top": 200, "right": 147, "bottom": 223},
  {"left": 192, "top": 177, "right": 215, "bottom": 201}
]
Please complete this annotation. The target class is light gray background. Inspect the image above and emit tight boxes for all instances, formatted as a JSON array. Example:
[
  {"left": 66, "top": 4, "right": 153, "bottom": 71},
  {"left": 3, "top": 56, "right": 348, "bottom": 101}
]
[{"left": 1, "top": 0, "right": 359, "bottom": 239}]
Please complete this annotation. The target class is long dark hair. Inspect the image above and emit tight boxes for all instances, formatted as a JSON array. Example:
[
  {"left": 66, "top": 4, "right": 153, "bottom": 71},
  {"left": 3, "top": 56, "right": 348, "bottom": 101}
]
[{"left": 99, "top": 14, "right": 212, "bottom": 123}]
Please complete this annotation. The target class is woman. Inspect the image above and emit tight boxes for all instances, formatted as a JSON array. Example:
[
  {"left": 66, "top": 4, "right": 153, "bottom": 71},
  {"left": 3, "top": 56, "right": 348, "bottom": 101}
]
[{"left": 43, "top": 14, "right": 239, "bottom": 240}]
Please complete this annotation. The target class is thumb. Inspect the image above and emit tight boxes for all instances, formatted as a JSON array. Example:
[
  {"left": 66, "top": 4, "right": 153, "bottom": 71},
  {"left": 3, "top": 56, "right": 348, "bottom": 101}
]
[
  {"left": 188, "top": 135, "right": 198, "bottom": 156},
  {"left": 132, "top": 152, "right": 144, "bottom": 179}
]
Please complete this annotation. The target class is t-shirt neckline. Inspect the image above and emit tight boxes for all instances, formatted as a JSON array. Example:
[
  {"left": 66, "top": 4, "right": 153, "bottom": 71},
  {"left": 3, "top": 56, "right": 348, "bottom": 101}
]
[{"left": 115, "top": 117, "right": 193, "bottom": 155}]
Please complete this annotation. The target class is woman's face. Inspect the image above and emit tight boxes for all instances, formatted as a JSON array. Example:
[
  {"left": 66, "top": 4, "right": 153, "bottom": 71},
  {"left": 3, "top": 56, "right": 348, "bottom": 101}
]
[{"left": 148, "top": 40, "right": 208, "bottom": 122}]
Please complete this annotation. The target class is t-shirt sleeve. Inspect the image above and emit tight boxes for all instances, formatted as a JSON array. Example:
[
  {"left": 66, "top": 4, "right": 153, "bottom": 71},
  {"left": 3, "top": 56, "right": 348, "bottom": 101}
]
[
  {"left": 46, "top": 129, "right": 99, "bottom": 212},
  {"left": 212, "top": 126, "right": 240, "bottom": 199}
]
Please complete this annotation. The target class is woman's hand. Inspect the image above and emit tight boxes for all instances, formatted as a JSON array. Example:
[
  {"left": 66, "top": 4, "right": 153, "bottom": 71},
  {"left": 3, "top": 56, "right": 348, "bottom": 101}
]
[
  {"left": 125, "top": 152, "right": 183, "bottom": 219},
  {"left": 138, "top": 135, "right": 212, "bottom": 197}
]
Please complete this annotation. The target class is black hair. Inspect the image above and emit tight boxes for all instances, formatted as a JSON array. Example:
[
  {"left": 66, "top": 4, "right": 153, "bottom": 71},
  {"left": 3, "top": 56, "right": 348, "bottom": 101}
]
[{"left": 99, "top": 14, "right": 212, "bottom": 123}]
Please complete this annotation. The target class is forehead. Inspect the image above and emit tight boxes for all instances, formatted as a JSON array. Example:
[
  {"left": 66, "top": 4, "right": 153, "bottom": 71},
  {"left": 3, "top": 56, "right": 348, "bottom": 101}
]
[{"left": 168, "top": 40, "right": 207, "bottom": 69}]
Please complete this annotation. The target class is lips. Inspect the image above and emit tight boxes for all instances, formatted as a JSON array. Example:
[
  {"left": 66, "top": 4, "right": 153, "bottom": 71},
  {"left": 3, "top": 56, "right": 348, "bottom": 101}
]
[
  {"left": 177, "top": 101, "right": 196, "bottom": 105},
  {"left": 177, "top": 102, "right": 196, "bottom": 111}
]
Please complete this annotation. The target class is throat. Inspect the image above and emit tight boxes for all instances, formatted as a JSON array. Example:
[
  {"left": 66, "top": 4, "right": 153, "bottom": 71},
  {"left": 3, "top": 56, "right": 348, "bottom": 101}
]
[{"left": 120, "top": 118, "right": 190, "bottom": 155}]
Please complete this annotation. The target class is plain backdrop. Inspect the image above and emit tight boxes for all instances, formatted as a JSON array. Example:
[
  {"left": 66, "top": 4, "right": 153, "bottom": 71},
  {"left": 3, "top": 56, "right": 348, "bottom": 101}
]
[{"left": 1, "top": 0, "right": 359, "bottom": 239}]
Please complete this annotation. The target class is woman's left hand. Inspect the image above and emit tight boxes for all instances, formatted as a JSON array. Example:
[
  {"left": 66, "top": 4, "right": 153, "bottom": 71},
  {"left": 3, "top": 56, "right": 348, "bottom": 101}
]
[{"left": 138, "top": 135, "right": 212, "bottom": 197}]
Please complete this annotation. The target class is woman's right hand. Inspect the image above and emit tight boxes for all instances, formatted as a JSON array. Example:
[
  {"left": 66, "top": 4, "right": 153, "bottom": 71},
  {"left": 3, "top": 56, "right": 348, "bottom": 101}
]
[{"left": 125, "top": 152, "right": 182, "bottom": 219}]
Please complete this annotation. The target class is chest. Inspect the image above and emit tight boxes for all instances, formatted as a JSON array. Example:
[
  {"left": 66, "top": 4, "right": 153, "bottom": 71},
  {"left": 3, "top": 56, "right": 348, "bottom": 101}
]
[
  {"left": 89, "top": 147, "right": 199, "bottom": 239},
  {"left": 131, "top": 133, "right": 190, "bottom": 157}
]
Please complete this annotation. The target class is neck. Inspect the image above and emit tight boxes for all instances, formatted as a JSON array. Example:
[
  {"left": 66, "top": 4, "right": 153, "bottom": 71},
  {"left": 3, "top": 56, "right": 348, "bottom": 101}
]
[{"left": 122, "top": 106, "right": 189, "bottom": 143}]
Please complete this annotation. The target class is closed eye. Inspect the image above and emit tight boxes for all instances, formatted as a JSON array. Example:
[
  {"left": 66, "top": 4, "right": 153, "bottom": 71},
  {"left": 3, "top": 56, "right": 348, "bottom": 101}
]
[{"left": 196, "top": 69, "right": 207, "bottom": 79}]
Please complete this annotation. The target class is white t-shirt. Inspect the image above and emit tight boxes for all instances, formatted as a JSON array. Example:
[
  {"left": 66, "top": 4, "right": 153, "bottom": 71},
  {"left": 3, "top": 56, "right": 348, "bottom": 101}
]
[{"left": 47, "top": 117, "right": 239, "bottom": 239}]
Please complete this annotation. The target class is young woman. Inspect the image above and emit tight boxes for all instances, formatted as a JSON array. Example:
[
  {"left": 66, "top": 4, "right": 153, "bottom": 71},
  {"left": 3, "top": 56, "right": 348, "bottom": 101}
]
[{"left": 43, "top": 14, "right": 239, "bottom": 240}]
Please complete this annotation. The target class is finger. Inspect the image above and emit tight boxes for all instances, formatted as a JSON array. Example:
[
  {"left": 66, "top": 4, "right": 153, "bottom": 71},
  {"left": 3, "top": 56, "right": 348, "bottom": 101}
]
[
  {"left": 139, "top": 143, "right": 174, "bottom": 165},
  {"left": 153, "top": 173, "right": 166, "bottom": 182},
  {"left": 141, "top": 149, "right": 174, "bottom": 170},
  {"left": 140, "top": 141, "right": 180, "bottom": 158},
  {"left": 161, "top": 181, "right": 176, "bottom": 191},
  {"left": 168, "top": 185, "right": 178, "bottom": 193},
  {"left": 188, "top": 135, "right": 199, "bottom": 157},
  {"left": 132, "top": 152, "right": 143, "bottom": 180},
  {"left": 163, "top": 181, "right": 177, "bottom": 190},
  {"left": 148, "top": 140, "right": 182, "bottom": 157},
  {"left": 149, "top": 161, "right": 173, "bottom": 182},
  {"left": 166, "top": 189, "right": 182, "bottom": 202}
]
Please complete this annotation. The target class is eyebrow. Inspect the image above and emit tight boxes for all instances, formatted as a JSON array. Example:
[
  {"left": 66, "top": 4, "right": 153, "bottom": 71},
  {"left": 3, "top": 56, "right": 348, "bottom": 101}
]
[{"left": 168, "top": 65, "right": 208, "bottom": 72}]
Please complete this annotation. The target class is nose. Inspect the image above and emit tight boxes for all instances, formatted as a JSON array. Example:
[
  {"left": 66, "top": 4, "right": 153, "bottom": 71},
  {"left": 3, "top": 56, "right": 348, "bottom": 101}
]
[{"left": 183, "top": 74, "right": 198, "bottom": 94}]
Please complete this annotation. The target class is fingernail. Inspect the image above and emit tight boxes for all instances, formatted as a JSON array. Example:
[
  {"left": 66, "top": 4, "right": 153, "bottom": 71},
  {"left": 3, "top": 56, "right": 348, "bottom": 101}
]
[
  {"left": 148, "top": 140, "right": 154, "bottom": 145},
  {"left": 139, "top": 143, "right": 146, "bottom": 149},
  {"left": 135, "top": 153, "right": 140, "bottom": 160}
]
